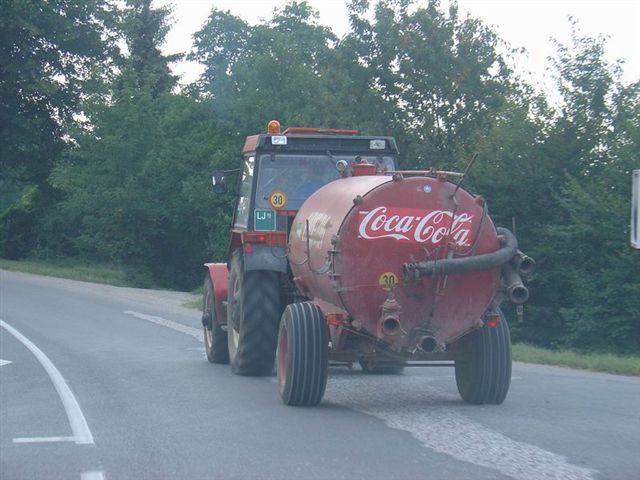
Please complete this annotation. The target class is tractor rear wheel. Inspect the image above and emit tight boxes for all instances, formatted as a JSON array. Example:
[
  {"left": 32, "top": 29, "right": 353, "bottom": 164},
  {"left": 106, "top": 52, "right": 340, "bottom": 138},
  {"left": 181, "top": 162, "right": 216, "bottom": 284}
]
[
  {"left": 227, "top": 253, "right": 282, "bottom": 376},
  {"left": 277, "top": 302, "right": 329, "bottom": 406},
  {"left": 455, "top": 309, "right": 512, "bottom": 405},
  {"left": 203, "top": 276, "right": 229, "bottom": 364}
]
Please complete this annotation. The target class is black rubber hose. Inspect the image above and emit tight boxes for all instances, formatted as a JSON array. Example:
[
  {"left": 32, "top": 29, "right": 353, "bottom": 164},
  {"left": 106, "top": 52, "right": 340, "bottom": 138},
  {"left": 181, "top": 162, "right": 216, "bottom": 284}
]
[{"left": 403, "top": 227, "right": 518, "bottom": 280}]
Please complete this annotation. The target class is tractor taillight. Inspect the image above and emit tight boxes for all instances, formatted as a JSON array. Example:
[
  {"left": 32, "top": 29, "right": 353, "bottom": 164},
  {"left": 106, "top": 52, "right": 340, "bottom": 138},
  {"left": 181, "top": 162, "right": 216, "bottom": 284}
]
[{"left": 242, "top": 231, "right": 287, "bottom": 247}]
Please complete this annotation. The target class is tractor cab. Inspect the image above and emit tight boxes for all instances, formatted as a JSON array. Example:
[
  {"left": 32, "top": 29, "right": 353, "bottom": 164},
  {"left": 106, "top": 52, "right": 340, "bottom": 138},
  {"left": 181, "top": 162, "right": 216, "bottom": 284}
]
[{"left": 223, "top": 121, "right": 399, "bottom": 262}]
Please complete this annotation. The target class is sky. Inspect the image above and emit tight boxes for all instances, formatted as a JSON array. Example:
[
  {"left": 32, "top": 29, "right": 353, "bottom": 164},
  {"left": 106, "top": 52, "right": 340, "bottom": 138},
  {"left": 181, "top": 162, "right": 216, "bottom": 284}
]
[{"left": 158, "top": 0, "right": 640, "bottom": 94}]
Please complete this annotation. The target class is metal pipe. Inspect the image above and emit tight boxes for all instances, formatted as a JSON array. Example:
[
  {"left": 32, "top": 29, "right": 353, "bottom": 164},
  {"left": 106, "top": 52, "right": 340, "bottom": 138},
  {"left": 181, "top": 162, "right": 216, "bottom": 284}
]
[
  {"left": 512, "top": 250, "right": 536, "bottom": 277},
  {"left": 403, "top": 227, "right": 518, "bottom": 280},
  {"left": 418, "top": 336, "right": 439, "bottom": 353},
  {"left": 502, "top": 262, "right": 529, "bottom": 304}
]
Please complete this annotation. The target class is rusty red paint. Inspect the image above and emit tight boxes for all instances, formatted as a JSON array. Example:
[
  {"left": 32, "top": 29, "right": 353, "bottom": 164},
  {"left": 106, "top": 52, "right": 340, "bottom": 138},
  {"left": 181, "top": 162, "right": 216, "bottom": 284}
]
[
  {"left": 289, "top": 175, "right": 500, "bottom": 350},
  {"left": 204, "top": 262, "right": 229, "bottom": 323}
]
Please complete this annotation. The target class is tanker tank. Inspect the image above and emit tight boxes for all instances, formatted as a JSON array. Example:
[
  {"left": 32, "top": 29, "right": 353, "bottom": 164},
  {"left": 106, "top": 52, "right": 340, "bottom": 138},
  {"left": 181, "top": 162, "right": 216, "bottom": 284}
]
[{"left": 288, "top": 169, "right": 503, "bottom": 352}]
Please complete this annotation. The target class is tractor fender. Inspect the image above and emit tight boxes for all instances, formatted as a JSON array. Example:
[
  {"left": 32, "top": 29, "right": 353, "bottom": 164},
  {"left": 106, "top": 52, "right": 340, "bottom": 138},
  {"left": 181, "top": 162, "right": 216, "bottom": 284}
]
[
  {"left": 243, "top": 244, "right": 287, "bottom": 273},
  {"left": 204, "top": 263, "right": 229, "bottom": 325}
]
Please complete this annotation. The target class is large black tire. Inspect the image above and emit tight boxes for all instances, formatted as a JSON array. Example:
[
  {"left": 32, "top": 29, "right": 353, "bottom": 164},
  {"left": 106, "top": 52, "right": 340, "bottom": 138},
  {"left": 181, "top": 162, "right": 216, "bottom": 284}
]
[
  {"left": 202, "top": 276, "right": 229, "bottom": 364},
  {"left": 227, "top": 252, "right": 282, "bottom": 376},
  {"left": 277, "top": 302, "right": 329, "bottom": 406},
  {"left": 455, "top": 309, "right": 512, "bottom": 405},
  {"left": 359, "top": 359, "right": 405, "bottom": 375}
]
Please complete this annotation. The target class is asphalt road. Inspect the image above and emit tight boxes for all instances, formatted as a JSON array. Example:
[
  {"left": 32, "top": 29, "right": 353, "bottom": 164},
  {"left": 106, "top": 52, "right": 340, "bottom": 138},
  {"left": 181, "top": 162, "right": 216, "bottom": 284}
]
[{"left": 1, "top": 269, "right": 638, "bottom": 480}]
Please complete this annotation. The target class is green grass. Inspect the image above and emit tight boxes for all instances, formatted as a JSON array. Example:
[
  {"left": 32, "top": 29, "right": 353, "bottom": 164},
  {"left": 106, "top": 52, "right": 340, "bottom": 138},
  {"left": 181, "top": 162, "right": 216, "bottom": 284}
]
[
  {"left": 0, "top": 258, "right": 132, "bottom": 287},
  {"left": 184, "top": 297, "right": 202, "bottom": 310},
  {"left": 513, "top": 343, "right": 640, "bottom": 376}
]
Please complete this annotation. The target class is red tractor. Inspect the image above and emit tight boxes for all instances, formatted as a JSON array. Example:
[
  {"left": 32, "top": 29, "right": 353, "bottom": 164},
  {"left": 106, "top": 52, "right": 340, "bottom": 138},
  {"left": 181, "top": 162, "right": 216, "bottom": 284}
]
[{"left": 203, "top": 121, "right": 533, "bottom": 406}]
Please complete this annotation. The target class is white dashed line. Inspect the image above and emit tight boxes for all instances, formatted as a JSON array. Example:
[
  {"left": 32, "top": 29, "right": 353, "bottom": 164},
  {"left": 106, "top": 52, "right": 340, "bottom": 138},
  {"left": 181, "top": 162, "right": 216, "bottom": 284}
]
[
  {"left": 81, "top": 471, "right": 105, "bottom": 480},
  {"left": 1, "top": 319, "right": 94, "bottom": 445},
  {"left": 325, "top": 373, "right": 598, "bottom": 480},
  {"left": 123, "top": 310, "right": 202, "bottom": 341},
  {"left": 13, "top": 436, "right": 76, "bottom": 444}
]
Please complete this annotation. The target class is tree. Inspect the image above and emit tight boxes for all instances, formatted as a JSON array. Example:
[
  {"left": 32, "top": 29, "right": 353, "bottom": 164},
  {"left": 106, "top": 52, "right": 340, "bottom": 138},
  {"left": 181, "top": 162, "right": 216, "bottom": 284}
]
[
  {"left": 0, "top": 0, "right": 117, "bottom": 258},
  {"left": 191, "top": 1, "right": 394, "bottom": 136},
  {"left": 49, "top": 0, "right": 227, "bottom": 287},
  {"left": 346, "top": 0, "right": 514, "bottom": 168},
  {"left": 0, "top": 0, "right": 116, "bottom": 185}
]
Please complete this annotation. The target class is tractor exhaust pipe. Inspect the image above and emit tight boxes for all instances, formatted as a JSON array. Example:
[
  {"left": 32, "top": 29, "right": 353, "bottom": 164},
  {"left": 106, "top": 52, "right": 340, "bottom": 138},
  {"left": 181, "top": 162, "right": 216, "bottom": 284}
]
[{"left": 502, "top": 262, "right": 529, "bottom": 304}]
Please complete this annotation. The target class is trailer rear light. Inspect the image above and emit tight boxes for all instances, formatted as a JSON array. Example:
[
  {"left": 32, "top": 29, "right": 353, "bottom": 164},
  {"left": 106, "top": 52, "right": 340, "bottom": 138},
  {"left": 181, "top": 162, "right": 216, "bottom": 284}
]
[
  {"left": 485, "top": 314, "right": 501, "bottom": 328},
  {"left": 326, "top": 313, "right": 347, "bottom": 326}
]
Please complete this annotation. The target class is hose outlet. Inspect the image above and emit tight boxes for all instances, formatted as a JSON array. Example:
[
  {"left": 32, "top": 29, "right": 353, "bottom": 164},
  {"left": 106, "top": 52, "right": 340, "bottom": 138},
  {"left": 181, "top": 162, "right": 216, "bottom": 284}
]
[
  {"left": 418, "top": 335, "right": 439, "bottom": 353},
  {"left": 382, "top": 317, "right": 401, "bottom": 336}
]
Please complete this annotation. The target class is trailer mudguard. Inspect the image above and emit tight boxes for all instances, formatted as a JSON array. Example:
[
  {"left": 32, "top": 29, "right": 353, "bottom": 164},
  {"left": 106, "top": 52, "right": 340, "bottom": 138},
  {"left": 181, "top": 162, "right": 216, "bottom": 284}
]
[{"left": 204, "top": 263, "right": 229, "bottom": 325}]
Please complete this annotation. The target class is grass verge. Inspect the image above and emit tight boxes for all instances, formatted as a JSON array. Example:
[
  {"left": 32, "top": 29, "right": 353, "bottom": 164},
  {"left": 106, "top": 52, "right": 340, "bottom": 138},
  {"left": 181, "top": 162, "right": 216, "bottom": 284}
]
[
  {"left": 0, "top": 258, "right": 132, "bottom": 287},
  {"left": 513, "top": 343, "right": 640, "bottom": 376}
]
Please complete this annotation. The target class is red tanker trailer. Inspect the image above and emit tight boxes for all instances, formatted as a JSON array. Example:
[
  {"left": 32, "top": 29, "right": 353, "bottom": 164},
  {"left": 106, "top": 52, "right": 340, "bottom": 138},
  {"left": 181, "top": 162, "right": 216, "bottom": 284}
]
[{"left": 203, "top": 121, "right": 534, "bottom": 406}]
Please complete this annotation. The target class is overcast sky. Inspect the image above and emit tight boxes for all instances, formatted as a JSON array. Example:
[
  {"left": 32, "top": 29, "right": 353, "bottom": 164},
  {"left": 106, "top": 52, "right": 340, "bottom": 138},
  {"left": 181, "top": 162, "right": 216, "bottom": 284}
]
[{"left": 158, "top": 0, "right": 640, "bottom": 93}]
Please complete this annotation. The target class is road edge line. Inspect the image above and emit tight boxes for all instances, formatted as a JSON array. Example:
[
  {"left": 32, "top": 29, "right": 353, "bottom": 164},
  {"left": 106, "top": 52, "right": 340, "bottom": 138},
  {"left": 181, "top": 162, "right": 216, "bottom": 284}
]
[{"left": 0, "top": 319, "right": 94, "bottom": 445}]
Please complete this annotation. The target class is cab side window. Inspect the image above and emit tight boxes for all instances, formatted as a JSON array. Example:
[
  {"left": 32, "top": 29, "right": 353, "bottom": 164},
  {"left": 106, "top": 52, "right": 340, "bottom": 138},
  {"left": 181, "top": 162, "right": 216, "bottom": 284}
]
[{"left": 235, "top": 156, "right": 254, "bottom": 228}]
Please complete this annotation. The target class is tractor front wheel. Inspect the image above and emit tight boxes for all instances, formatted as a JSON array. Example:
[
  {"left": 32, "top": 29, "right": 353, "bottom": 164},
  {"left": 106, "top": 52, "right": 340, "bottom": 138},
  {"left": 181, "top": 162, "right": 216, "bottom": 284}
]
[
  {"left": 454, "top": 309, "right": 512, "bottom": 405},
  {"left": 277, "top": 302, "right": 328, "bottom": 406},
  {"left": 202, "top": 276, "right": 229, "bottom": 364}
]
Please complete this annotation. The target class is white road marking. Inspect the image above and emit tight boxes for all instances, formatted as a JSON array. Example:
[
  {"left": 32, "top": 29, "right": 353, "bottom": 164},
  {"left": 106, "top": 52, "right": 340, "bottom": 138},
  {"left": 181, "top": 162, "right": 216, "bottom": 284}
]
[
  {"left": 124, "top": 310, "right": 202, "bottom": 341},
  {"left": 81, "top": 471, "right": 105, "bottom": 480},
  {"left": 13, "top": 436, "right": 76, "bottom": 443},
  {"left": 325, "top": 373, "right": 598, "bottom": 480},
  {"left": 0, "top": 320, "right": 94, "bottom": 445},
  {"left": 0, "top": 358, "right": 13, "bottom": 367}
]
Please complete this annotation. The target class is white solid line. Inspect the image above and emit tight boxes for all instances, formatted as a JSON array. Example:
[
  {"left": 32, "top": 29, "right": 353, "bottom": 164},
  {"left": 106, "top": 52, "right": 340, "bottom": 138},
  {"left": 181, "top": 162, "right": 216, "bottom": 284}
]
[
  {"left": 0, "top": 319, "right": 94, "bottom": 445},
  {"left": 0, "top": 358, "right": 13, "bottom": 366},
  {"left": 81, "top": 471, "right": 105, "bottom": 480},
  {"left": 123, "top": 310, "right": 202, "bottom": 341},
  {"left": 13, "top": 436, "right": 76, "bottom": 444}
]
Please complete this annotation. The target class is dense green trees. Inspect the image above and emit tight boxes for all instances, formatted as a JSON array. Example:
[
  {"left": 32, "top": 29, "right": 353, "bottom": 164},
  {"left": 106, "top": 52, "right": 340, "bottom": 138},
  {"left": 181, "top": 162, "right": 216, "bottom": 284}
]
[{"left": 1, "top": 0, "right": 637, "bottom": 351}]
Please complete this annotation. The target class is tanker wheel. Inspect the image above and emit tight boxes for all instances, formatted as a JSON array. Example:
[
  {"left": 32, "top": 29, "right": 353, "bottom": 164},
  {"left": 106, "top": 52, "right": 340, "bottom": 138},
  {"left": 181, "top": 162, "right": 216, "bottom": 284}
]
[
  {"left": 359, "top": 360, "right": 405, "bottom": 375},
  {"left": 455, "top": 309, "right": 512, "bottom": 405},
  {"left": 277, "top": 302, "right": 329, "bottom": 406},
  {"left": 202, "top": 276, "right": 229, "bottom": 364},
  {"left": 227, "top": 252, "right": 282, "bottom": 376}
]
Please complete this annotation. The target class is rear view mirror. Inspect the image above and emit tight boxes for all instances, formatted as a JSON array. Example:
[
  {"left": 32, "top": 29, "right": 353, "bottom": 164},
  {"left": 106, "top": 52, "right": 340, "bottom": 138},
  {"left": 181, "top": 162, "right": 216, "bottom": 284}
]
[{"left": 212, "top": 170, "right": 226, "bottom": 194}]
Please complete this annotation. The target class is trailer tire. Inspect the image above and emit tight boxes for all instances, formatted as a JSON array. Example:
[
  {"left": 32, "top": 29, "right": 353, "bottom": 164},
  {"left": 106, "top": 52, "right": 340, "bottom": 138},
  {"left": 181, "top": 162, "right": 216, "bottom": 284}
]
[
  {"left": 277, "top": 302, "right": 329, "bottom": 406},
  {"left": 359, "top": 360, "right": 405, "bottom": 375},
  {"left": 203, "top": 276, "right": 229, "bottom": 364},
  {"left": 227, "top": 252, "right": 282, "bottom": 376},
  {"left": 455, "top": 309, "right": 512, "bottom": 405}
]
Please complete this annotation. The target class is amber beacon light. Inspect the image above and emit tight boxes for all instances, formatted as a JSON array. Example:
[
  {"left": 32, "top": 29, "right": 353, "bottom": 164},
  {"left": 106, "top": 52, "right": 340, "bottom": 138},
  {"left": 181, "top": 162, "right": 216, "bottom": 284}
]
[{"left": 267, "top": 120, "right": 281, "bottom": 134}]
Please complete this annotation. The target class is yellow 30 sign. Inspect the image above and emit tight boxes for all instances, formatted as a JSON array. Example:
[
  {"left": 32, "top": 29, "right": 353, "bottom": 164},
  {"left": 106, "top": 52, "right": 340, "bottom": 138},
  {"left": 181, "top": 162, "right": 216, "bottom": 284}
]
[
  {"left": 269, "top": 191, "right": 287, "bottom": 210},
  {"left": 378, "top": 272, "right": 398, "bottom": 291}
]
